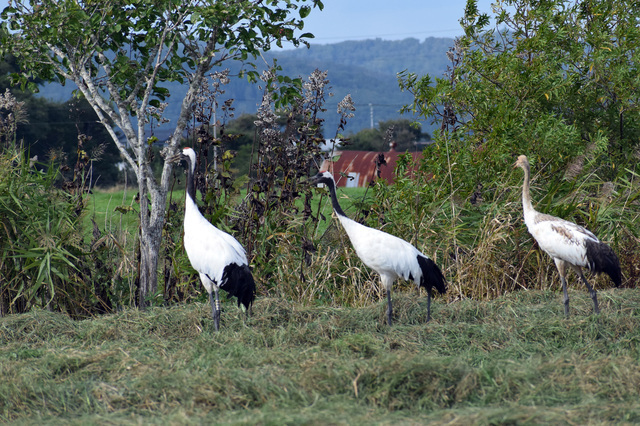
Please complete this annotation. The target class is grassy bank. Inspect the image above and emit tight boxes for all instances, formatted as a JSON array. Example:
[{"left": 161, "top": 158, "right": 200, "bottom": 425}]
[{"left": 2, "top": 287, "right": 639, "bottom": 424}]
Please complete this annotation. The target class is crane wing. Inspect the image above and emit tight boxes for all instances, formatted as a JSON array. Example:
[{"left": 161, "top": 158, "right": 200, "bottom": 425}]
[
  {"left": 528, "top": 218, "right": 597, "bottom": 267},
  {"left": 338, "top": 216, "right": 421, "bottom": 281},
  {"left": 184, "top": 209, "right": 248, "bottom": 283}
]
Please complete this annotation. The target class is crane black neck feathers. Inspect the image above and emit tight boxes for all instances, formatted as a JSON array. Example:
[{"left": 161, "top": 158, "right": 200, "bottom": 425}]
[
  {"left": 313, "top": 172, "right": 347, "bottom": 217},
  {"left": 183, "top": 154, "right": 196, "bottom": 202}
]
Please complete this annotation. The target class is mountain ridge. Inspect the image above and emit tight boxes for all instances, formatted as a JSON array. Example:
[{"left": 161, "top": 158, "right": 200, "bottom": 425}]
[{"left": 36, "top": 37, "right": 456, "bottom": 136}]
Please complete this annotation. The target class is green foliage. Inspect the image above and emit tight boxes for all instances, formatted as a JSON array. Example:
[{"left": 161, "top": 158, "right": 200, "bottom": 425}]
[
  {"left": 231, "top": 69, "right": 328, "bottom": 295},
  {"left": 0, "top": 144, "right": 112, "bottom": 316},
  {"left": 343, "top": 119, "right": 429, "bottom": 152},
  {"left": 0, "top": 54, "right": 121, "bottom": 185},
  {"left": 1, "top": 0, "right": 326, "bottom": 306},
  {"left": 393, "top": 0, "right": 640, "bottom": 298},
  {"left": 1, "top": 0, "right": 323, "bottom": 94},
  {"left": 2, "top": 289, "right": 640, "bottom": 423}
]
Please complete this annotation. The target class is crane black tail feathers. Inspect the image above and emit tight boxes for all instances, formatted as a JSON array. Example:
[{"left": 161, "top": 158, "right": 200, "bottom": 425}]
[
  {"left": 220, "top": 263, "right": 256, "bottom": 310},
  {"left": 585, "top": 239, "right": 622, "bottom": 287},
  {"left": 417, "top": 255, "right": 447, "bottom": 294}
]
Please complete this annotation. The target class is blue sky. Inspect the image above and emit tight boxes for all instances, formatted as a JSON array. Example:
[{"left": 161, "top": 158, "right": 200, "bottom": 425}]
[
  {"left": 1, "top": 0, "right": 495, "bottom": 45},
  {"left": 298, "top": 0, "right": 495, "bottom": 44}
]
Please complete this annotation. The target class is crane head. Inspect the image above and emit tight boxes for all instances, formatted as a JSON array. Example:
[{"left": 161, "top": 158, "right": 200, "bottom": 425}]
[
  {"left": 514, "top": 155, "right": 529, "bottom": 170},
  {"left": 311, "top": 170, "right": 335, "bottom": 186},
  {"left": 168, "top": 147, "right": 197, "bottom": 172}
]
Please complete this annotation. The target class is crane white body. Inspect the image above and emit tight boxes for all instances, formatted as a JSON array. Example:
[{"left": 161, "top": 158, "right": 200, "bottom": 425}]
[
  {"left": 515, "top": 155, "right": 620, "bottom": 315},
  {"left": 183, "top": 193, "right": 249, "bottom": 294},
  {"left": 313, "top": 171, "right": 446, "bottom": 325},
  {"left": 524, "top": 211, "right": 597, "bottom": 270},
  {"left": 336, "top": 214, "right": 425, "bottom": 289}
]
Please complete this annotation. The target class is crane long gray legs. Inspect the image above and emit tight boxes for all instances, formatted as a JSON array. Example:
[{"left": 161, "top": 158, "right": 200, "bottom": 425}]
[
  {"left": 214, "top": 287, "right": 221, "bottom": 331},
  {"left": 579, "top": 274, "right": 600, "bottom": 314},
  {"left": 386, "top": 291, "right": 393, "bottom": 326},
  {"left": 426, "top": 290, "right": 432, "bottom": 322},
  {"left": 556, "top": 260, "right": 571, "bottom": 317},
  {"left": 561, "top": 276, "right": 570, "bottom": 317},
  {"left": 209, "top": 289, "right": 221, "bottom": 331}
]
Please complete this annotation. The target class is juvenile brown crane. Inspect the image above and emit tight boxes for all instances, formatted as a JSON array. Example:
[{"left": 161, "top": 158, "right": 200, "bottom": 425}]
[{"left": 514, "top": 155, "right": 621, "bottom": 316}]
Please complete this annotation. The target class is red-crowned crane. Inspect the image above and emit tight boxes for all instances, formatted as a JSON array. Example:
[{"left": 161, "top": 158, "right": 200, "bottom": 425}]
[
  {"left": 312, "top": 171, "right": 446, "bottom": 325},
  {"left": 514, "top": 155, "right": 621, "bottom": 316},
  {"left": 171, "top": 147, "right": 255, "bottom": 330}
]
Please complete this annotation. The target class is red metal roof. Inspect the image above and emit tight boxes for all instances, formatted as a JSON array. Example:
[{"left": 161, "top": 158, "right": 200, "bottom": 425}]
[{"left": 320, "top": 147, "right": 422, "bottom": 188}]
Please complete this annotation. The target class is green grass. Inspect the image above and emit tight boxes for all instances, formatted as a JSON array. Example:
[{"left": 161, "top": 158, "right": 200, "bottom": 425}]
[
  {"left": 84, "top": 185, "right": 372, "bottom": 238},
  {"left": 2, "top": 288, "right": 640, "bottom": 424},
  {"left": 85, "top": 186, "right": 140, "bottom": 235}
]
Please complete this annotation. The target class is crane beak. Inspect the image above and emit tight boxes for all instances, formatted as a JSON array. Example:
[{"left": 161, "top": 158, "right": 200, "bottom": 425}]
[
  {"left": 513, "top": 158, "right": 522, "bottom": 169},
  {"left": 310, "top": 173, "right": 322, "bottom": 185}
]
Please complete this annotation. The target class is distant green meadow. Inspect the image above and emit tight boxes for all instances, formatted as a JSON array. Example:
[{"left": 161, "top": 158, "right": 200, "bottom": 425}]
[{"left": 85, "top": 185, "right": 371, "bottom": 239}]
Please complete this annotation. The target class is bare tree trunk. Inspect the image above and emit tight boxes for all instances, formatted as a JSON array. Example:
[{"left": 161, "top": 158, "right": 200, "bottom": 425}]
[
  {"left": 136, "top": 148, "right": 170, "bottom": 308},
  {"left": 140, "top": 194, "right": 169, "bottom": 307},
  {"left": 139, "top": 227, "right": 161, "bottom": 308}
]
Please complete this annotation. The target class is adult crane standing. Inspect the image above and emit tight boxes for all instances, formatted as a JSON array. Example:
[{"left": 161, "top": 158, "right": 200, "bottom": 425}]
[
  {"left": 514, "top": 155, "right": 621, "bottom": 315},
  {"left": 311, "top": 171, "right": 446, "bottom": 325},
  {"left": 171, "top": 147, "right": 256, "bottom": 330}
]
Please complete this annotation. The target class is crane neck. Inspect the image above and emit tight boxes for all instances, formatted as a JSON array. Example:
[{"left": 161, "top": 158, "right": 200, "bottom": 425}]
[
  {"left": 185, "top": 156, "right": 196, "bottom": 203},
  {"left": 325, "top": 178, "right": 347, "bottom": 218},
  {"left": 520, "top": 161, "right": 535, "bottom": 216}
]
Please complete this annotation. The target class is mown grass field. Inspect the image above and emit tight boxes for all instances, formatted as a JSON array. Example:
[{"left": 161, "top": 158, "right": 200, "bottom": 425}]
[{"left": 2, "top": 288, "right": 639, "bottom": 424}]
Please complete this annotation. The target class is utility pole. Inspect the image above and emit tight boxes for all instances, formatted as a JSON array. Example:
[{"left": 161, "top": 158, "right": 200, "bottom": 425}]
[{"left": 369, "top": 103, "right": 374, "bottom": 129}]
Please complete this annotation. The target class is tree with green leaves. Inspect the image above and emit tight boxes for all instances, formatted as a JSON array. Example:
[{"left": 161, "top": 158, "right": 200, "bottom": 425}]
[
  {"left": 344, "top": 119, "right": 429, "bottom": 152},
  {"left": 392, "top": 0, "right": 640, "bottom": 296},
  {"left": 0, "top": 0, "right": 323, "bottom": 307},
  {"left": 401, "top": 0, "right": 640, "bottom": 191}
]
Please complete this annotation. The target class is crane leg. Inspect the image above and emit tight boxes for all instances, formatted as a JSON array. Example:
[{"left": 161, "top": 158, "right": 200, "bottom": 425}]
[
  {"left": 579, "top": 274, "right": 600, "bottom": 314},
  {"left": 555, "top": 260, "right": 570, "bottom": 317},
  {"left": 208, "top": 291, "right": 216, "bottom": 329},
  {"left": 561, "top": 276, "right": 570, "bottom": 317},
  {"left": 386, "top": 290, "right": 393, "bottom": 326},
  {"left": 426, "top": 289, "right": 432, "bottom": 322},
  {"left": 209, "top": 288, "right": 221, "bottom": 331}
]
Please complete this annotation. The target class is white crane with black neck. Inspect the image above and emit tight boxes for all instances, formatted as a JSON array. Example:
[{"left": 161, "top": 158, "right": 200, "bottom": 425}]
[
  {"left": 171, "top": 147, "right": 256, "bottom": 330},
  {"left": 312, "top": 171, "right": 447, "bottom": 325},
  {"left": 514, "top": 155, "right": 621, "bottom": 316}
]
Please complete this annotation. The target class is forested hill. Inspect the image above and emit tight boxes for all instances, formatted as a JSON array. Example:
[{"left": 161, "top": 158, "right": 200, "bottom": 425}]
[
  {"left": 283, "top": 37, "right": 454, "bottom": 78},
  {"left": 271, "top": 37, "right": 454, "bottom": 134},
  {"left": 37, "top": 37, "right": 456, "bottom": 136}
]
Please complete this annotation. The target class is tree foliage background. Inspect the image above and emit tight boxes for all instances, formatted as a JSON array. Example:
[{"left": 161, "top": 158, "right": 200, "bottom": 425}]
[
  {"left": 1, "top": 0, "right": 325, "bottom": 308},
  {"left": 391, "top": 0, "right": 640, "bottom": 297},
  {"left": 3, "top": 0, "right": 640, "bottom": 317}
]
